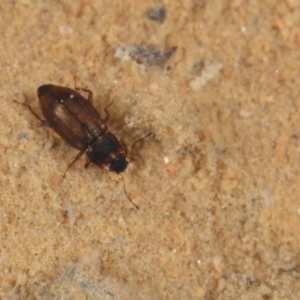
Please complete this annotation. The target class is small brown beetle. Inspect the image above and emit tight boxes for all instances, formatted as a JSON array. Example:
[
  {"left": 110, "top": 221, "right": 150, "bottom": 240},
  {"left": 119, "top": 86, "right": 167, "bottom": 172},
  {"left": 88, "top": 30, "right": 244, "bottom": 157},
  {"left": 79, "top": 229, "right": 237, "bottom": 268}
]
[{"left": 14, "top": 84, "right": 150, "bottom": 209}]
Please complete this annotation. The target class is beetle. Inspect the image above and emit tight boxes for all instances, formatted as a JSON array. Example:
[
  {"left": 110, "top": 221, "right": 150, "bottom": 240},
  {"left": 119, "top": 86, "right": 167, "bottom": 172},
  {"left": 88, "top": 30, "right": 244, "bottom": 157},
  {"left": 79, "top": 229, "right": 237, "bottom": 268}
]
[{"left": 14, "top": 84, "right": 148, "bottom": 209}]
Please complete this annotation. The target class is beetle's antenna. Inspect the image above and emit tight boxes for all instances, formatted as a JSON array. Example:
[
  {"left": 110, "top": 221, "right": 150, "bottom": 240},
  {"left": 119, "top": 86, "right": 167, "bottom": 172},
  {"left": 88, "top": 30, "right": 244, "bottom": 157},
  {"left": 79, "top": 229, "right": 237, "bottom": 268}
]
[
  {"left": 131, "top": 132, "right": 155, "bottom": 161},
  {"left": 120, "top": 174, "right": 139, "bottom": 209}
]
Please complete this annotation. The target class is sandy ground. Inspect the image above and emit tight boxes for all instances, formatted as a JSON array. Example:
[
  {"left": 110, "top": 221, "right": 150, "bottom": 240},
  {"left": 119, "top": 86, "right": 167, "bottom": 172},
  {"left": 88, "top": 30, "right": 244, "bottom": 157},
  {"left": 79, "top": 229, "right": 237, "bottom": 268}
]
[{"left": 1, "top": 0, "right": 300, "bottom": 299}]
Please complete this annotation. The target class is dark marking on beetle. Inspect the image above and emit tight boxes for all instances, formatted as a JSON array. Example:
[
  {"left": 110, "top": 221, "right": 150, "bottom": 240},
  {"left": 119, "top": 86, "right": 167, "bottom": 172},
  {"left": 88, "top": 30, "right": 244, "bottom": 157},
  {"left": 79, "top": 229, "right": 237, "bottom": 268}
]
[{"left": 13, "top": 84, "right": 154, "bottom": 209}]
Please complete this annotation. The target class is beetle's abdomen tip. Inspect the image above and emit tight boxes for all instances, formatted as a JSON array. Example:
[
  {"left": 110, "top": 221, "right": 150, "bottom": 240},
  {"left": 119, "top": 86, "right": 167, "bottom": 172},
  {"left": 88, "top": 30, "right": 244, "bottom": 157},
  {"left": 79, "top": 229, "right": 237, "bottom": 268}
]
[{"left": 37, "top": 84, "right": 51, "bottom": 97}]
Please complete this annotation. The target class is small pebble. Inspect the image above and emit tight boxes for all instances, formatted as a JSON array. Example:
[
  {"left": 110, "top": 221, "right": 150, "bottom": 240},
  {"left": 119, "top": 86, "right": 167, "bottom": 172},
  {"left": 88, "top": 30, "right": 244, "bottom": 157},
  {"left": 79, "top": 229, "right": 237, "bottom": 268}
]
[
  {"left": 147, "top": 8, "right": 166, "bottom": 22},
  {"left": 128, "top": 44, "right": 177, "bottom": 65}
]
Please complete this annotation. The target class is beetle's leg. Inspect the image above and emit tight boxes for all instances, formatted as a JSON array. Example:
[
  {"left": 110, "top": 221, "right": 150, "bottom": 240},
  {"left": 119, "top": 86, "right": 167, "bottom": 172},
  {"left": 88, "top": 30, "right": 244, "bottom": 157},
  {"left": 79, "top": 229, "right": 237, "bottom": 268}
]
[
  {"left": 74, "top": 76, "right": 93, "bottom": 103},
  {"left": 84, "top": 158, "right": 92, "bottom": 168},
  {"left": 76, "top": 87, "right": 93, "bottom": 103},
  {"left": 13, "top": 100, "right": 50, "bottom": 127},
  {"left": 75, "top": 89, "right": 113, "bottom": 123},
  {"left": 131, "top": 132, "right": 155, "bottom": 160},
  {"left": 119, "top": 141, "right": 128, "bottom": 157},
  {"left": 63, "top": 150, "right": 85, "bottom": 178},
  {"left": 103, "top": 101, "right": 114, "bottom": 123}
]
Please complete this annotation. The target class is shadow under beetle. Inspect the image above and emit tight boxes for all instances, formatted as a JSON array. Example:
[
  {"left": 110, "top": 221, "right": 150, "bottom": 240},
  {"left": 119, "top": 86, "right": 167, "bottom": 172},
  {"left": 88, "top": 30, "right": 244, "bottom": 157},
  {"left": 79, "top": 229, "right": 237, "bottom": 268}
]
[{"left": 14, "top": 84, "right": 153, "bottom": 209}]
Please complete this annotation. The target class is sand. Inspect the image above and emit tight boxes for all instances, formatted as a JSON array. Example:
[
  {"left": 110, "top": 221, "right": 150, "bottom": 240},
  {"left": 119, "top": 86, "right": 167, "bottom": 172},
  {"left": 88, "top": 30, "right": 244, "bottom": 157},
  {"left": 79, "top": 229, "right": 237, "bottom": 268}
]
[{"left": 1, "top": 0, "right": 300, "bottom": 299}]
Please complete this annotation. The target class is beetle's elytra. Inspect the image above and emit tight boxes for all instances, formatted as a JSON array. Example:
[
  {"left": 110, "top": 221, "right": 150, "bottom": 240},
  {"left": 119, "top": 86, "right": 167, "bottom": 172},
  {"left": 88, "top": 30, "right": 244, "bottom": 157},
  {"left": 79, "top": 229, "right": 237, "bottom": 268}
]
[
  {"left": 37, "top": 84, "right": 128, "bottom": 174},
  {"left": 15, "top": 84, "right": 140, "bottom": 209}
]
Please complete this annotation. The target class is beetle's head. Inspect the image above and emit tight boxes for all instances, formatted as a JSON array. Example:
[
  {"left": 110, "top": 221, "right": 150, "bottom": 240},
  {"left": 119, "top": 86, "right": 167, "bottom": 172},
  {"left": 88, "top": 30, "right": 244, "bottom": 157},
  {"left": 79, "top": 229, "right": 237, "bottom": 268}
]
[
  {"left": 87, "top": 132, "right": 128, "bottom": 174},
  {"left": 109, "top": 153, "right": 128, "bottom": 174}
]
